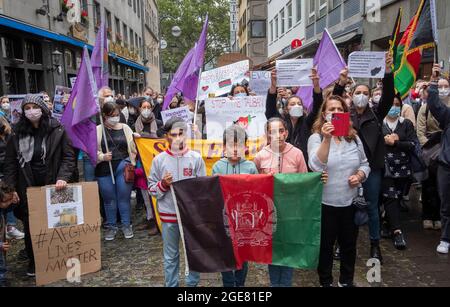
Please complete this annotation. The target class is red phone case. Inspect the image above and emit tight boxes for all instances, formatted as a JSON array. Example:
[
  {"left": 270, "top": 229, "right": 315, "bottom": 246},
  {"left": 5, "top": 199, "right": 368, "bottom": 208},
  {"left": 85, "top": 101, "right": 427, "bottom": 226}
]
[{"left": 332, "top": 113, "right": 350, "bottom": 137}]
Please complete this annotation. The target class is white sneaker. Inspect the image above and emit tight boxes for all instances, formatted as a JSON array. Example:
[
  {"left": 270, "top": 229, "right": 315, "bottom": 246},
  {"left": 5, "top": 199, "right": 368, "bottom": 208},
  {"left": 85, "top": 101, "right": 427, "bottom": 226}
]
[
  {"left": 433, "top": 221, "right": 442, "bottom": 230},
  {"left": 6, "top": 226, "right": 25, "bottom": 240},
  {"left": 423, "top": 220, "right": 433, "bottom": 230},
  {"left": 436, "top": 241, "right": 450, "bottom": 254}
]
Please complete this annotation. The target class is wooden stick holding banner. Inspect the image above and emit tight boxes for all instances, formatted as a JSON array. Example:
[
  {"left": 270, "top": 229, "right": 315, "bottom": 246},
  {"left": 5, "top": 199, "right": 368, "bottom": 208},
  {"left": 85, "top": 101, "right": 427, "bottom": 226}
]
[
  {"left": 98, "top": 115, "right": 116, "bottom": 185},
  {"left": 170, "top": 185, "right": 190, "bottom": 277},
  {"left": 193, "top": 66, "right": 203, "bottom": 132}
]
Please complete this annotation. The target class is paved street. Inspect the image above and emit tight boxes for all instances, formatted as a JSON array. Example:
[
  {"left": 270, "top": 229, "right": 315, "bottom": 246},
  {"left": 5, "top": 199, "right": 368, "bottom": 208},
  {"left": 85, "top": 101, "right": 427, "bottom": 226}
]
[{"left": 4, "top": 186, "right": 450, "bottom": 287}]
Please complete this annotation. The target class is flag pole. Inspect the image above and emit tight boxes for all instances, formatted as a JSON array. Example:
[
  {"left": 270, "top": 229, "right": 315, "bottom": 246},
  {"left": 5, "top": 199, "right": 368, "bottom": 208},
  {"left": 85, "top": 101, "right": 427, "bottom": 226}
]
[
  {"left": 98, "top": 113, "right": 116, "bottom": 185},
  {"left": 193, "top": 66, "right": 203, "bottom": 138},
  {"left": 170, "top": 185, "right": 190, "bottom": 277}
]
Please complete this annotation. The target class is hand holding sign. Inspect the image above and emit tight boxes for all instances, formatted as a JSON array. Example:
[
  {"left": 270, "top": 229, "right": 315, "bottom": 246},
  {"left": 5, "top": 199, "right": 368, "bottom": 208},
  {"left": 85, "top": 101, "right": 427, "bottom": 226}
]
[{"left": 276, "top": 59, "right": 314, "bottom": 87}]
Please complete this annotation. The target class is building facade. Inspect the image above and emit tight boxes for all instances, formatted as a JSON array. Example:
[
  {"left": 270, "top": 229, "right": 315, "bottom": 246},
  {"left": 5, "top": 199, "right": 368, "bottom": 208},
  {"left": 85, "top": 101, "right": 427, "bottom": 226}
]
[
  {"left": 230, "top": 0, "right": 239, "bottom": 52},
  {"left": 143, "top": 0, "right": 160, "bottom": 92},
  {"left": 237, "top": 0, "right": 267, "bottom": 66},
  {"left": 267, "top": 0, "right": 306, "bottom": 58},
  {"left": 0, "top": 0, "right": 154, "bottom": 97}
]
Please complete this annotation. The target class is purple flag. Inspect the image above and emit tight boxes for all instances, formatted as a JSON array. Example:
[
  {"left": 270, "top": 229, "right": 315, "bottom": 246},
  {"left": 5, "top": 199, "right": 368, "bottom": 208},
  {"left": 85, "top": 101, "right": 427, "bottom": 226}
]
[
  {"left": 163, "top": 16, "right": 209, "bottom": 110},
  {"left": 61, "top": 47, "right": 100, "bottom": 165},
  {"left": 91, "top": 20, "right": 109, "bottom": 89},
  {"left": 298, "top": 29, "right": 346, "bottom": 109}
]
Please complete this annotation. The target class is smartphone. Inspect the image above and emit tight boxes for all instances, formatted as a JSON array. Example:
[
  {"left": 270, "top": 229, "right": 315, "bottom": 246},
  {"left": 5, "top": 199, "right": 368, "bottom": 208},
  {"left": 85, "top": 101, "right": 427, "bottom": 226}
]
[{"left": 331, "top": 113, "right": 350, "bottom": 137}]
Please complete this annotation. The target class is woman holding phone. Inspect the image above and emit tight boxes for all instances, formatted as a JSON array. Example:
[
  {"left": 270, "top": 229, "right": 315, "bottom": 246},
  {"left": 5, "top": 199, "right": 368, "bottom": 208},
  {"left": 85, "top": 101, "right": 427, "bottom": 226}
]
[{"left": 308, "top": 95, "right": 370, "bottom": 287}]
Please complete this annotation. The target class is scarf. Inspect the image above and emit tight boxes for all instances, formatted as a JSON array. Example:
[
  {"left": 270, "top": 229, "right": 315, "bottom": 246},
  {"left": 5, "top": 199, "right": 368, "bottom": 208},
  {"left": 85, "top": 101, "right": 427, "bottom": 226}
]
[
  {"left": 18, "top": 134, "right": 47, "bottom": 168},
  {"left": 135, "top": 113, "right": 157, "bottom": 138}
]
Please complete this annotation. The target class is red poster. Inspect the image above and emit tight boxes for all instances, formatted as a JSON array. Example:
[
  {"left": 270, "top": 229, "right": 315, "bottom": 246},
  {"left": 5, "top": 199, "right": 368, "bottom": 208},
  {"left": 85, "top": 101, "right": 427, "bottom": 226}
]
[
  {"left": 332, "top": 113, "right": 350, "bottom": 137},
  {"left": 220, "top": 175, "right": 275, "bottom": 267}
]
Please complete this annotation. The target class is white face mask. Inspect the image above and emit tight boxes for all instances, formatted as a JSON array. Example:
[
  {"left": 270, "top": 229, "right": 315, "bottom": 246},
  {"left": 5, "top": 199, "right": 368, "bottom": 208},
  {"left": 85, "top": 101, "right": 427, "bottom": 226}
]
[
  {"left": 128, "top": 107, "right": 136, "bottom": 115},
  {"left": 439, "top": 88, "right": 450, "bottom": 98},
  {"left": 121, "top": 107, "right": 129, "bottom": 118},
  {"left": 1, "top": 103, "right": 10, "bottom": 111},
  {"left": 104, "top": 96, "right": 115, "bottom": 104},
  {"left": 25, "top": 108, "right": 43, "bottom": 122},
  {"left": 157, "top": 98, "right": 164, "bottom": 104},
  {"left": 289, "top": 105, "right": 303, "bottom": 118},
  {"left": 141, "top": 109, "right": 152, "bottom": 119},
  {"left": 353, "top": 94, "right": 369, "bottom": 108},
  {"left": 372, "top": 95, "right": 381, "bottom": 104},
  {"left": 106, "top": 116, "right": 120, "bottom": 126}
]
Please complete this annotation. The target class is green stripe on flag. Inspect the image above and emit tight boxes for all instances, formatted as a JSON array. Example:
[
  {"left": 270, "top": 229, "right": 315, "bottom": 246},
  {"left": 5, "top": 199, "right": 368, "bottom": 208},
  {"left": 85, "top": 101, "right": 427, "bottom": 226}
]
[{"left": 272, "top": 173, "right": 323, "bottom": 269}]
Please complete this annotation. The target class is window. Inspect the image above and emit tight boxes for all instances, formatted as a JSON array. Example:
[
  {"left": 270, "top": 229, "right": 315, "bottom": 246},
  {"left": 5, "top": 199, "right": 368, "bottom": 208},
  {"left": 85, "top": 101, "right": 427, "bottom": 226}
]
[
  {"left": 5, "top": 68, "right": 25, "bottom": 94},
  {"left": 130, "top": 29, "right": 134, "bottom": 49},
  {"left": 2, "top": 36, "right": 23, "bottom": 60},
  {"left": 25, "top": 40, "right": 42, "bottom": 64},
  {"left": 250, "top": 20, "right": 266, "bottom": 38},
  {"left": 269, "top": 20, "right": 273, "bottom": 42},
  {"left": 296, "top": 0, "right": 302, "bottom": 23},
  {"left": 280, "top": 9, "right": 285, "bottom": 34},
  {"left": 319, "top": 0, "right": 327, "bottom": 17},
  {"left": 133, "top": 0, "right": 137, "bottom": 13},
  {"left": 105, "top": 9, "right": 112, "bottom": 39},
  {"left": 308, "top": 0, "right": 316, "bottom": 24},
  {"left": 64, "top": 50, "right": 76, "bottom": 70},
  {"left": 287, "top": 2, "right": 293, "bottom": 29},
  {"left": 331, "top": 0, "right": 341, "bottom": 9},
  {"left": 137, "top": 0, "right": 140, "bottom": 17},
  {"left": 94, "top": 1, "right": 101, "bottom": 28},
  {"left": 80, "top": 0, "right": 88, "bottom": 26},
  {"left": 274, "top": 16, "right": 279, "bottom": 39},
  {"left": 135, "top": 33, "right": 138, "bottom": 50},
  {"left": 28, "top": 70, "right": 44, "bottom": 93},
  {"left": 123, "top": 24, "right": 128, "bottom": 47}
]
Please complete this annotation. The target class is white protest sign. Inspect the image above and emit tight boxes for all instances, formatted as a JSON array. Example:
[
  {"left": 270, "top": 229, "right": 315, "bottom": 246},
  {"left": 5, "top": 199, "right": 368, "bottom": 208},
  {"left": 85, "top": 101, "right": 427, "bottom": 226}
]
[
  {"left": 198, "top": 60, "right": 250, "bottom": 100},
  {"left": 276, "top": 59, "right": 313, "bottom": 87},
  {"left": 250, "top": 71, "right": 271, "bottom": 96},
  {"left": 70, "top": 77, "right": 77, "bottom": 88},
  {"left": 205, "top": 96, "right": 266, "bottom": 140},
  {"left": 348, "top": 51, "right": 386, "bottom": 79},
  {"left": 161, "top": 106, "right": 191, "bottom": 125}
]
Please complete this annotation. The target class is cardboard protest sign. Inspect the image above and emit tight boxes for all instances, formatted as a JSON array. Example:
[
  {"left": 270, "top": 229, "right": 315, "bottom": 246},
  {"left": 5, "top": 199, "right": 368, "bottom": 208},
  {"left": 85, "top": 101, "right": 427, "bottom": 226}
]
[
  {"left": 8, "top": 95, "right": 26, "bottom": 124},
  {"left": 198, "top": 60, "right": 250, "bottom": 100},
  {"left": 348, "top": 51, "right": 386, "bottom": 79},
  {"left": 28, "top": 182, "right": 101, "bottom": 286},
  {"left": 250, "top": 71, "right": 271, "bottom": 96},
  {"left": 276, "top": 59, "right": 313, "bottom": 87},
  {"left": 205, "top": 96, "right": 266, "bottom": 140},
  {"left": 52, "top": 86, "right": 72, "bottom": 121},
  {"left": 161, "top": 106, "right": 191, "bottom": 125}
]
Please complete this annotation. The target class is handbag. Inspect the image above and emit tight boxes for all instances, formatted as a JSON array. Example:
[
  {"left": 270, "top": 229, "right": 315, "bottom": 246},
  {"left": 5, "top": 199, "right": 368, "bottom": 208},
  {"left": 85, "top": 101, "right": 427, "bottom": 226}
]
[
  {"left": 123, "top": 163, "right": 135, "bottom": 183},
  {"left": 353, "top": 187, "right": 369, "bottom": 226}
]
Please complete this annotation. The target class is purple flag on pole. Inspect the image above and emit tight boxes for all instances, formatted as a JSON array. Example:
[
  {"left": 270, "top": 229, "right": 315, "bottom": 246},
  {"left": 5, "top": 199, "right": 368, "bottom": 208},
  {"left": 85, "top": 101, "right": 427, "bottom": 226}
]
[
  {"left": 91, "top": 20, "right": 109, "bottom": 89},
  {"left": 163, "top": 16, "right": 209, "bottom": 110},
  {"left": 61, "top": 47, "right": 100, "bottom": 165},
  {"left": 298, "top": 29, "right": 346, "bottom": 109}
]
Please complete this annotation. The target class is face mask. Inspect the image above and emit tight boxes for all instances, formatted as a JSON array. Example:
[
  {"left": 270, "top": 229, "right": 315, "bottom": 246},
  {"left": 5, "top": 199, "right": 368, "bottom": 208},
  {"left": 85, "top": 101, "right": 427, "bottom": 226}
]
[
  {"left": 157, "top": 98, "right": 164, "bottom": 104},
  {"left": 1, "top": 103, "right": 10, "bottom": 111},
  {"left": 106, "top": 116, "right": 120, "bottom": 126},
  {"left": 25, "top": 108, "right": 43, "bottom": 122},
  {"left": 104, "top": 96, "right": 115, "bottom": 104},
  {"left": 353, "top": 94, "right": 369, "bottom": 108},
  {"left": 345, "top": 86, "right": 352, "bottom": 93},
  {"left": 121, "top": 107, "right": 129, "bottom": 118},
  {"left": 388, "top": 106, "right": 401, "bottom": 118},
  {"left": 128, "top": 107, "right": 136, "bottom": 115},
  {"left": 144, "top": 96, "right": 151, "bottom": 100},
  {"left": 439, "top": 88, "right": 450, "bottom": 98},
  {"left": 141, "top": 109, "right": 152, "bottom": 119},
  {"left": 325, "top": 113, "right": 333, "bottom": 123},
  {"left": 372, "top": 95, "right": 381, "bottom": 104},
  {"left": 234, "top": 93, "right": 247, "bottom": 98},
  {"left": 289, "top": 105, "right": 303, "bottom": 118}
]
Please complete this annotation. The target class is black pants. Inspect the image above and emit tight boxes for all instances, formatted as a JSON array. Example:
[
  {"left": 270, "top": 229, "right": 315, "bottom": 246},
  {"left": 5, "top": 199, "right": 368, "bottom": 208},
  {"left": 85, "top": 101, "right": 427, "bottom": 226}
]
[
  {"left": 382, "top": 178, "right": 408, "bottom": 232},
  {"left": 318, "top": 205, "right": 358, "bottom": 286},
  {"left": 422, "top": 166, "right": 441, "bottom": 221},
  {"left": 15, "top": 206, "right": 34, "bottom": 268},
  {"left": 438, "top": 164, "right": 450, "bottom": 243}
]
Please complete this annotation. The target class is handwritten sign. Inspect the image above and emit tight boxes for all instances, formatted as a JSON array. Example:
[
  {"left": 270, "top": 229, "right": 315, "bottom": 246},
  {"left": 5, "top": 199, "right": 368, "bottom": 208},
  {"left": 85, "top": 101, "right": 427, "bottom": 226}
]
[
  {"left": 250, "top": 71, "right": 271, "bottom": 96},
  {"left": 28, "top": 182, "right": 101, "bottom": 286},
  {"left": 198, "top": 60, "right": 250, "bottom": 100},
  {"left": 161, "top": 106, "right": 191, "bottom": 125},
  {"left": 348, "top": 51, "right": 386, "bottom": 79},
  {"left": 205, "top": 96, "right": 266, "bottom": 140},
  {"left": 276, "top": 59, "right": 313, "bottom": 87},
  {"left": 52, "top": 86, "right": 72, "bottom": 121}
]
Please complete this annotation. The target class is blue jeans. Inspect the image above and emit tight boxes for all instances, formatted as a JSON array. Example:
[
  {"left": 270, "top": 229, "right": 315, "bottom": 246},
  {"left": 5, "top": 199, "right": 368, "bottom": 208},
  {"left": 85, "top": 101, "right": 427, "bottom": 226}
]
[
  {"left": 363, "top": 169, "right": 382, "bottom": 241},
  {"left": 162, "top": 222, "right": 200, "bottom": 287},
  {"left": 221, "top": 262, "right": 248, "bottom": 287},
  {"left": 268, "top": 265, "right": 294, "bottom": 287},
  {"left": 0, "top": 245, "right": 5, "bottom": 282},
  {"left": 97, "top": 160, "right": 133, "bottom": 228},
  {"left": 5, "top": 206, "right": 16, "bottom": 226},
  {"left": 83, "top": 153, "right": 96, "bottom": 182}
]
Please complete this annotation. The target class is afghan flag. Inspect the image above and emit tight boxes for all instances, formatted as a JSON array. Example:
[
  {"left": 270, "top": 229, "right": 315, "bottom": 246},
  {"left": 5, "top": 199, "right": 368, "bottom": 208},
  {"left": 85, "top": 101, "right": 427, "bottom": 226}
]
[
  {"left": 172, "top": 173, "right": 323, "bottom": 273},
  {"left": 393, "top": 0, "right": 437, "bottom": 99},
  {"left": 390, "top": 8, "right": 403, "bottom": 72}
]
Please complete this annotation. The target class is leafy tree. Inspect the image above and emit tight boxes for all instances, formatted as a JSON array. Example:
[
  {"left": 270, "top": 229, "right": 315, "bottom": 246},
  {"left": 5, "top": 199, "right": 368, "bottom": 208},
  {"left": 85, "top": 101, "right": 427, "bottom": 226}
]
[{"left": 157, "top": 0, "right": 230, "bottom": 73}]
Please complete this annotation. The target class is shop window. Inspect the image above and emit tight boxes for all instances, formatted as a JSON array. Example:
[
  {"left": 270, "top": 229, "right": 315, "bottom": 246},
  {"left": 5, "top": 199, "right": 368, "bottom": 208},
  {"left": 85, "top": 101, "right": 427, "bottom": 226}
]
[
  {"left": 2, "top": 36, "right": 23, "bottom": 60},
  {"left": 5, "top": 67, "right": 26, "bottom": 94},
  {"left": 25, "top": 40, "right": 42, "bottom": 64},
  {"left": 28, "top": 70, "right": 45, "bottom": 93}
]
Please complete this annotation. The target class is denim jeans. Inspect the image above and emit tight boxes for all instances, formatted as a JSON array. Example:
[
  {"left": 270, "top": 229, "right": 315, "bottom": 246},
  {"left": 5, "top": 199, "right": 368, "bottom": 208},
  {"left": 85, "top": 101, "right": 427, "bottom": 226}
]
[
  {"left": 0, "top": 248, "right": 5, "bottom": 282},
  {"left": 362, "top": 169, "right": 382, "bottom": 241},
  {"left": 5, "top": 206, "right": 16, "bottom": 226},
  {"left": 162, "top": 222, "right": 200, "bottom": 287},
  {"left": 268, "top": 265, "right": 294, "bottom": 287},
  {"left": 221, "top": 262, "right": 248, "bottom": 287},
  {"left": 83, "top": 153, "right": 96, "bottom": 182},
  {"left": 97, "top": 160, "right": 133, "bottom": 228}
]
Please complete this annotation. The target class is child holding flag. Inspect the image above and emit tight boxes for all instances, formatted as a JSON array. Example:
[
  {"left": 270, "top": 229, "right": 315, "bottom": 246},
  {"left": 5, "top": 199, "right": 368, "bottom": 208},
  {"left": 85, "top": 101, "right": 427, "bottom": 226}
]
[{"left": 212, "top": 125, "right": 258, "bottom": 287}]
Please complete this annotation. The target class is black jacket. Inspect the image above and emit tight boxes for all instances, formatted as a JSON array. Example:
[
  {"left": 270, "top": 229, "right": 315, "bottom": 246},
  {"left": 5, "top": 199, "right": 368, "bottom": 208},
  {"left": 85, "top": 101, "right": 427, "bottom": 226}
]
[
  {"left": 428, "top": 83, "right": 450, "bottom": 168},
  {"left": 333, "top": 73, "right": 395, "bottom": 170},
  {"left": 265, "top": 89, "right": 323, "bottom": 163},
  {"left": 4, "top": 118, "right": 76, "bottom": 217}
]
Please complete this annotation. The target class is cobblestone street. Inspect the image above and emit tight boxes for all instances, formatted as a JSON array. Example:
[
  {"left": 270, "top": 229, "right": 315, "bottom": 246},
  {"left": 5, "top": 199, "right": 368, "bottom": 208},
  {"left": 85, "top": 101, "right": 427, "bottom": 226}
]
[{"left": 4, "top": 186, "right": 450, "bottom": 287}]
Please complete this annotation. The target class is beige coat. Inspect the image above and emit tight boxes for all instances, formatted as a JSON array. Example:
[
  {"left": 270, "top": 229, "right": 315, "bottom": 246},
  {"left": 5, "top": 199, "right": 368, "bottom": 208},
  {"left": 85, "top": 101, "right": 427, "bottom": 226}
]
[
  {"left": 417, "top": 104, "right": 442, "bottom": 146},
  {"left": 401, "top": 104, "right": 416, "bottom": 128},
  {"left": 96, "top": 124, "right": 137, "bottom": 165}
]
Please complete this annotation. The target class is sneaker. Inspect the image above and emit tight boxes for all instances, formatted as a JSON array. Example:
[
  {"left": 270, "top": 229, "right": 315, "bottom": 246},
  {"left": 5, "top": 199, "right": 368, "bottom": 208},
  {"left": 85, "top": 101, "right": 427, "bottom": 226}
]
[
  {"left": 338, "top": 282, "right": 355, "bottom": 287},
  {"left": 104, "top": 228, "right": 118, "bottom": 241},
  {"left": 370, "top": 241, "right": 383, "bottom": 264},
  {"left": 433, "top": 221, "right": 442, "bottom": 230},
  {"left": 6, "top": 226, "right": 25, "bottom": 240},
  {"left": 423, "top": 220, "right": 434, "bottom": 230},
  {"left": 393, "top": 231, "right": 407, "bottom": 250},
  {"left": 122, "top": 226, "right": 134, "bottom": 239},
  {"left": 320, "top": 283, "right": 333, "bottom": 287},
  {"left": 436, "top": 241, "right": 450, "bottom": 254},
  {"left": 333, "top": 246, "right": 340, "bottom": 261},
  {"left": 26, "top": 263, "right": 35, "bottom": 277}
]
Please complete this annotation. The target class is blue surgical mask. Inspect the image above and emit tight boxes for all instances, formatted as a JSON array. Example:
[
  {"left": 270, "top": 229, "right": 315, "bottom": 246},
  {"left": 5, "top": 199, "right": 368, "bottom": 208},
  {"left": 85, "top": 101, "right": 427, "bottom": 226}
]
[
  {"left": 388, "top": 106, "right": 401, "bottom": 118},
  {"left": 234, "top": 93, "right": 247, "bottom": 98}
]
